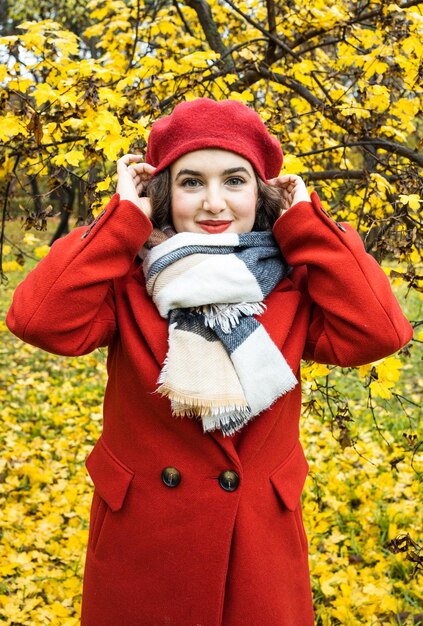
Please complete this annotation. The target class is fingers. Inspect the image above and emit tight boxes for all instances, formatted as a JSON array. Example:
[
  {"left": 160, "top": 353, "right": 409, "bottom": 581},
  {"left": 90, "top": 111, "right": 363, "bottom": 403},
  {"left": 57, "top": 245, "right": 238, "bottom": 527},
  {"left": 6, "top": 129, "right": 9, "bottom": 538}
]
[
  {"left": 117, "top": 154, "right": 144, "bottom": 167},
  {"left": 267, "top": 174, "right": 310, "bottom": 213},
  {"left": 268, "top": 174, "right": 304, "bottom": 189},
  {"left": 117, "top": 154, "right": 156, "bottom": 179},
  {"left": 116, "top": 154, "right": 157, "bottom": 205}
]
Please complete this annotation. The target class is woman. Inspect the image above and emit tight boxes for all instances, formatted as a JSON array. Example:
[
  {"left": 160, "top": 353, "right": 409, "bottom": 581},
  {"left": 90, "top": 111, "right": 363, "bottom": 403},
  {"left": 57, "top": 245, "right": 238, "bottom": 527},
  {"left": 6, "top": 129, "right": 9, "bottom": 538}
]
[{"left": 6, "top": 98, "right": 413, "bottom": 625}]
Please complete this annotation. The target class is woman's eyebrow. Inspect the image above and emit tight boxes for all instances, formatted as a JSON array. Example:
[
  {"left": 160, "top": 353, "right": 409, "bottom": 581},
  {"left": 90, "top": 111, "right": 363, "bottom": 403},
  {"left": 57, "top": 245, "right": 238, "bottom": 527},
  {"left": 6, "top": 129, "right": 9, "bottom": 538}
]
[
  {"left": 175, "top": 166, "right": 252, "bottom": 180},
  {"left": 222, "top": 167, "right": 251, "bottom": 177},
  {"left": 175, "top": 168, "right": 201, "bottom": 179}
]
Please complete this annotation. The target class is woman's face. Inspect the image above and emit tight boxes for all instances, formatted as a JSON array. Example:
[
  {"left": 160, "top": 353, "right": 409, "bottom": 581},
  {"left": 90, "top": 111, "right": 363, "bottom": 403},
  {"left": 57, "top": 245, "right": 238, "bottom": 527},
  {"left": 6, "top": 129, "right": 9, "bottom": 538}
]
[{"left": 170, "top": 149, "right": 258, "bottom": 234}]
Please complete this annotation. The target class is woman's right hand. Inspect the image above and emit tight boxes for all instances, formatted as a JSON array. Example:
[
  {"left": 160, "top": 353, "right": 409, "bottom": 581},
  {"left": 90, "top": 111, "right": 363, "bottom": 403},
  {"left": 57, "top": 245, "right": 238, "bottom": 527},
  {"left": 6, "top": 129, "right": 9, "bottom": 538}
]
[{"left": 116, "top": 154, "right": 156, "bottom": 218}]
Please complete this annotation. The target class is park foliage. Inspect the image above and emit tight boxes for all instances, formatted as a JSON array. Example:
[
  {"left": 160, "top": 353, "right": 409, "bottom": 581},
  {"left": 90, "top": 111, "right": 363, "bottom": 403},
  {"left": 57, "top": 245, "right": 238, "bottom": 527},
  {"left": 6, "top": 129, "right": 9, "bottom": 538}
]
[{"left": 0, "top": 0, "right": 422, "bottom": 623}]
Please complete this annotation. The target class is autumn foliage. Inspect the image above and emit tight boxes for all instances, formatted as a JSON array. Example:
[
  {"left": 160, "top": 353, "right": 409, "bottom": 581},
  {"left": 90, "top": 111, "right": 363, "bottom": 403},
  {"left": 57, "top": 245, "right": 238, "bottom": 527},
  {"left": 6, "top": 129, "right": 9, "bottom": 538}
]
[{"left": 0, "top": 0, "right": 422, "bottom": 623}]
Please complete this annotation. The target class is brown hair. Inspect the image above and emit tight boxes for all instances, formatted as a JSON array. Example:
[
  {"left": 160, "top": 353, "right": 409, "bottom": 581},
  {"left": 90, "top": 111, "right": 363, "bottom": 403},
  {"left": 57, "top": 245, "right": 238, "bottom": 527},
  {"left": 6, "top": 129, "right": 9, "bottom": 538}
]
[{"left": 145, "top": 169, "right": 283, "bottom": 231}]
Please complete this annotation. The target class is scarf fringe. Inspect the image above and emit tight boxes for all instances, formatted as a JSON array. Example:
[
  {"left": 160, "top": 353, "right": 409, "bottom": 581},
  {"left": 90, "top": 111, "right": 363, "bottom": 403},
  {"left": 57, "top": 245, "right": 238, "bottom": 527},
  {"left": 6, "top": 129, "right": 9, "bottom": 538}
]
[
  {"left": 199, "top": 302, "right": 266, "bottom": 333},
  {"left": 202, "top": 411, "right": 254, "bottom": 436},
  {"left": 157, "top": 384, "right": 249, "bottom": 415}
]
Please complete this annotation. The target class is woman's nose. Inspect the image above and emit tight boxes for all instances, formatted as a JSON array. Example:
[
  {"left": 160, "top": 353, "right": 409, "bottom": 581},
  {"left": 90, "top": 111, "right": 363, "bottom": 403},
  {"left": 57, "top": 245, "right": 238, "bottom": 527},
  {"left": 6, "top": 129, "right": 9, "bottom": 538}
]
[{"left": 202, "top": 191, "right": 227, "bottom": 213}]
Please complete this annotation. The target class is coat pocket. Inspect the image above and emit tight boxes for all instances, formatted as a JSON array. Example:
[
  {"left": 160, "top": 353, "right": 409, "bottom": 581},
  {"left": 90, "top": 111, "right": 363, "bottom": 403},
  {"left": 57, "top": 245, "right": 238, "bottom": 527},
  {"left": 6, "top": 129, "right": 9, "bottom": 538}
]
[
  {"left": 269, "top": 440, "right": 309, "bottom": 511},
  {"left": 269, "top": 441, "right": 310, "bottom": 552},
  {"left": 86, "top": 437, "right": 135, "bottom": 552}
]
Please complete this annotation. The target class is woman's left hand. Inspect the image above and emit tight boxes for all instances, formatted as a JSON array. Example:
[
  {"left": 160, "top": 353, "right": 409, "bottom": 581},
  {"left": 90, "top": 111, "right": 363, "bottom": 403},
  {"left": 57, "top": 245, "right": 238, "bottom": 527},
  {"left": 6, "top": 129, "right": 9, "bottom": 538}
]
[{"left": 267, "top": 175, "right": 311, "bottom": 215}]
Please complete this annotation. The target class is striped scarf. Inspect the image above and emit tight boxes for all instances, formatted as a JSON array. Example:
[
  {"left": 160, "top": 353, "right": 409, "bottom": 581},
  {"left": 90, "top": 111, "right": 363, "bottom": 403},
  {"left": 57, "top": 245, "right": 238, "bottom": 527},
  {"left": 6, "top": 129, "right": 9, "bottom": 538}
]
[{"left": 141, "top": 230, "right": 298, "bottom": 436}]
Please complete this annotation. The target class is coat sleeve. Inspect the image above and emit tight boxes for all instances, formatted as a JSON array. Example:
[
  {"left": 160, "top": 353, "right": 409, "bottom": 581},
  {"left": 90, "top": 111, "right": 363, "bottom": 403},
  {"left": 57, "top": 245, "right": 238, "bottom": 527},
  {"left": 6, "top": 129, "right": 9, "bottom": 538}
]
[
  {"left": 6, "top": 194, "right": 152, "bottom": 356},
  {"left": 272, "top": 191, "right": 413, "bottom": 367}
]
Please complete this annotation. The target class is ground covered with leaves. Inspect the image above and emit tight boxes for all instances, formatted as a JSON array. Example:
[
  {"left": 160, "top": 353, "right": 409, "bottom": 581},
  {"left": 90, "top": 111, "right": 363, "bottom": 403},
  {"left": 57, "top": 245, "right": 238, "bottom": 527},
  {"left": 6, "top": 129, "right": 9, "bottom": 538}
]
[{"left": 0, "top": 229, "right": 422, "bottom": 625}]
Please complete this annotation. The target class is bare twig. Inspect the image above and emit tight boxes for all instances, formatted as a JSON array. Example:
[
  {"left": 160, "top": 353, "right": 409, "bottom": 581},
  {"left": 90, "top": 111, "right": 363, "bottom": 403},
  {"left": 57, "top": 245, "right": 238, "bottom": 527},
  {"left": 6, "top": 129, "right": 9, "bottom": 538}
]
[
  {"left": 126, "top": 0, "right": 142, "bottom": 72},
  {"left": 173, "top": 0, "right": 195, "bottom": 37}
]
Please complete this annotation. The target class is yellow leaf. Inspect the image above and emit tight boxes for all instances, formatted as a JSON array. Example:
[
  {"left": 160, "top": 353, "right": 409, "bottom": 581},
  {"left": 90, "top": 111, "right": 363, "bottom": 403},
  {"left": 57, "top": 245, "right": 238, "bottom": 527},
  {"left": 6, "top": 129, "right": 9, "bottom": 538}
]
[
  {"left": 398, "top": 194, "right": 421, "bottom": 210},
  {"left": 376, "top": 356, "right": 402, "bottom": 383},
  {"left": 370, "top": 379, "right": 392, "bottom": 399},
  {"left": 35, "top": 245, "right": 50, "bottom": 259},
  {"left": 238, "top": 48, "right": 256, "bottom": 61},
  {"left": 0, "top": 113, "right": 26, "bottom": 141},
  {"left": 98, "top": 87, "right": 127, "bottom": 109},
  {"left": 65, "top": 150, "right": 85, "bottom": 166},
  {"left": 365, "top": 85, "right": 390, "bottom": 112},
  {"left": 98, "top": 135, "right": 131, "bottom": 161},
  {"left": 52, "top": 152, "right": 71, "bottom": 167},
  {"left": 370, "top": 173, "right": 392, "bottom": 194},
  {"left": 180, "top": 50, "right": 219, "bottom": 68},
  {"left": 49, "top": 601, "right": 71, "bottom": 617},
  {"left": 0, "top": 63, "right": 8, "bottom": 81},
  {"left": 229, "top": 90, "right": 254, "bottom": 103},
  {"left": 402, "top": 35, "right": 421, "bottom": 56},
  {"left": 33, "top": 83, "right": 58, "bottom": 107},
  {"left": 357, "top": 363, "right": 372, "bottom": 378},
  {"left": 2, "top": 260, "right": 24, "bottom": 272},
  {"left": 283, "top": 154, "right": 304, "bottom": 175},
  {"left": 96, "top": 177, "right": 111, "bottom": 191}
]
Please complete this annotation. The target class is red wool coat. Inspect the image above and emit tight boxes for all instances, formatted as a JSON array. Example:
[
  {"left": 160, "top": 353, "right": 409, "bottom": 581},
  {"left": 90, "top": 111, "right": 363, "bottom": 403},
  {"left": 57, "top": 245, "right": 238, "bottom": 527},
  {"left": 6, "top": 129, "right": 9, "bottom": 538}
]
[{"left": 6, "top": 193, "right": 412, "bottom": 626}]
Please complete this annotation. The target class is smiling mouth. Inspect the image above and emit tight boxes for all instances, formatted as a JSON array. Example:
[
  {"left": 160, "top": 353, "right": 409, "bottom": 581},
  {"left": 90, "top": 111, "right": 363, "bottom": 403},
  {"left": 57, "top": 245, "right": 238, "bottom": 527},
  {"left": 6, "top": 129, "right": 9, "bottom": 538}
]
[{"left": 198, "top": 220, "right": 232, "bottom": 233}]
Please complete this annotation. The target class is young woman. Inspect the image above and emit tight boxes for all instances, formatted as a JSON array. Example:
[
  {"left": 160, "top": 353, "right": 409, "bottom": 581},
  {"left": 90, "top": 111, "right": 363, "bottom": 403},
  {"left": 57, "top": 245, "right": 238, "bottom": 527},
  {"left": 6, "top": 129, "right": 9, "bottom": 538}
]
[{"left": 6, "top": 98, "right": 413, "bottom": 625}]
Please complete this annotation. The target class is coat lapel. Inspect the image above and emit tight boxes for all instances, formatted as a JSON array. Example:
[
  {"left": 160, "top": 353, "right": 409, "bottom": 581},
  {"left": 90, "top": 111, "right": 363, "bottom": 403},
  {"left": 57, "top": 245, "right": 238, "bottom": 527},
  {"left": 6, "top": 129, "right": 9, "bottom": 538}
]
[
  {"left": 207, "top": 430, "right": 240, "bottom": 466},
  {"left": 258, "top": 279, "right": 302, "bottom": 351},
  {"left": 131, "top": 268, "right": 169, "bottom": 367}
]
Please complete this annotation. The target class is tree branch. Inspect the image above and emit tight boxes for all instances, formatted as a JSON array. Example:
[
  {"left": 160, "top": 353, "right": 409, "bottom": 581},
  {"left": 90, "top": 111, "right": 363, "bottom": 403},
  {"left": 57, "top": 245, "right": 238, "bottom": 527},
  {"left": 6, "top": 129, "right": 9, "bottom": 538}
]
[
  {"left": 303, "top": 169, "right": 395, "bottom": 181},
  {"left": 297, "top": 140, "right": 423, "bottom": 168},
  {"left": 359, "top": 139, "right": 423, "bottom": 168},
  {"left": 184, "top": 0, "right": 236, "bottom": 71},
  {"left": 265, "top": 0, "right": 277, "bottom": 65}
]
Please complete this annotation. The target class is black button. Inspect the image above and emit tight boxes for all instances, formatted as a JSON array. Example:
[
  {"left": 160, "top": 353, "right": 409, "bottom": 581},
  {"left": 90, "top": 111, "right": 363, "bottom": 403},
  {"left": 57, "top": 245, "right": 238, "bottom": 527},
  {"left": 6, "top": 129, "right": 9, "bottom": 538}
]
[
  {"left": 161, "top": 466, "right": 181, "bottom": 488},
  {"left": 218, "top": 470, "right": 240, "bottom": 492}
]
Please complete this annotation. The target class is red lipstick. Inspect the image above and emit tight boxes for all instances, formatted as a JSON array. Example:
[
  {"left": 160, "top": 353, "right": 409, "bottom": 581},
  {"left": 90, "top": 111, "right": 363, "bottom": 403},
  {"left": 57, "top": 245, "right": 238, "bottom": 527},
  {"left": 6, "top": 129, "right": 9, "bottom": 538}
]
[{"left": 198, "top": 220, "right": 232, "bottom": 233}]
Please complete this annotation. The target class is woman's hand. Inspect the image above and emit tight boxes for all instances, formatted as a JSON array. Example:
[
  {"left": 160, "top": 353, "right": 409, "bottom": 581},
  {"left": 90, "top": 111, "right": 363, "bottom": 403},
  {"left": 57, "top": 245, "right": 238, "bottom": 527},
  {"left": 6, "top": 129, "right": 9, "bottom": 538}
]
[
  {"left": 116, "top": 154, "right": 156, "bottom": 218},
  {"left": 268, "top": 175, "right": 311, "bottom": 215}
]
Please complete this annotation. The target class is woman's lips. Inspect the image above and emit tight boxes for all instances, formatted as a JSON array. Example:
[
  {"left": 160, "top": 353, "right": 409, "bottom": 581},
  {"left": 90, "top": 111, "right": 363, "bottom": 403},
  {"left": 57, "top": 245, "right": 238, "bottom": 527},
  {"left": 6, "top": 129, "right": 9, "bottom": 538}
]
[{"left": 198, "top": 220, "right": 232, "bottom": 233}]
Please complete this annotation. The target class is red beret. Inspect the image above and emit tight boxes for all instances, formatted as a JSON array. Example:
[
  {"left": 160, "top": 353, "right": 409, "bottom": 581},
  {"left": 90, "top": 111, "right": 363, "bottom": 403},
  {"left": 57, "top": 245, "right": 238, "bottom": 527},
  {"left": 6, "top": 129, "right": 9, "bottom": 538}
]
[{"left": 145, "top": 98, "right": 283, "bottom": 181}]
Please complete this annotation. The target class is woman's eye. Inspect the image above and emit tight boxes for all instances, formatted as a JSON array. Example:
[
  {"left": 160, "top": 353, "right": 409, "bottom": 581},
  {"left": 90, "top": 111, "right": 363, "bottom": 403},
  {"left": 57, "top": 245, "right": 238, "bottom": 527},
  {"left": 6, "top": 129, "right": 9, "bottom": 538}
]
[
  {"left": 181, "top": 178, "right": 201, "bottom": 188},
  {"left": 226, "top": 177, "right": 244, "bottom": 186}
]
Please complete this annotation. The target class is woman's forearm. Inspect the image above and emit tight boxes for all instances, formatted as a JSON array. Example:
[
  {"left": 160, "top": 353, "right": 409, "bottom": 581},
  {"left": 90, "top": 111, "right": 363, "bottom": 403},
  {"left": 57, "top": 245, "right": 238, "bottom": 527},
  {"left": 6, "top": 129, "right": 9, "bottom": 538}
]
[{"left": 6, "top": 195, "right": 152, "bottom": 356}]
